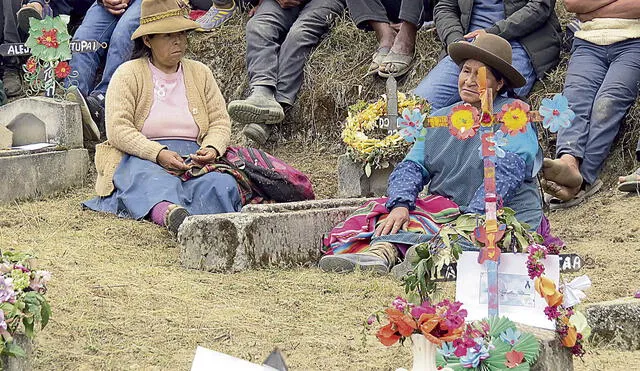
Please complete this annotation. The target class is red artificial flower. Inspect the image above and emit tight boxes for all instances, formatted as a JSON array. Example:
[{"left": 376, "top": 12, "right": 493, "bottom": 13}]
[
  {"left": 37, "top": 28, "right": 59, "bottom": 48},
  {"left": 497, "top": 100, "right": 530, "bottom": 136},
  {"left": 386, "top": 308, "right": 417, "bottom": 337},
  {"left": 376, "top": 323, "right": 401, "bottom": 346},
  {"left": 25, "top": 57, "right": 37, "bottom": 73},
  {"left": 448, "top": 104, "right": 480, "bottom": 140},
  {"left": 504, "top": 350, "right": 525, "bottom": 368},
  {"left": 54, "top": 61, "right": 71, "bottom": 79}
]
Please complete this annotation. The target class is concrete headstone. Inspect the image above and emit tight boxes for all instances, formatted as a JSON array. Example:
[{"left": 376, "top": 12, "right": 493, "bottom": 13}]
[{"left": 0, "top": 125, "right": 12, "bottom": 149}]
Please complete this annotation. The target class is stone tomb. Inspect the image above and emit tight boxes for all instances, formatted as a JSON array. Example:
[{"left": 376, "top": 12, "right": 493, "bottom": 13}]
[
  {"left": 0, "top": 97, "right": 90, "bottom": 204},
  {"left": 337, "top": 154, "right": 394, "bottom": 198}
]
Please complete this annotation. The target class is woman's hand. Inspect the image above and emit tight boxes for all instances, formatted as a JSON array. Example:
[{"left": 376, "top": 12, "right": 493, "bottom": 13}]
[
  {"left": 374, "top": 207, "right": 410, "bottom": 237},
  {"left": 157, "top": 149, "right": 191, "bottom": 175},
  {"left": 189, "top": 147, "right": 219, "bottom": 166},
  {"left": 463, "top": 29, "right": 487, "bottom": 40}
]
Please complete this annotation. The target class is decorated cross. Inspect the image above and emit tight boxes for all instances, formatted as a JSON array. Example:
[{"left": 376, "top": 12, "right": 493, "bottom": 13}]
[
  {"left": 0, "top": 16, "right": 106, "bottom": 98},
  {"left": 396, "top": 67, "right": 576, "bottom": 318}
]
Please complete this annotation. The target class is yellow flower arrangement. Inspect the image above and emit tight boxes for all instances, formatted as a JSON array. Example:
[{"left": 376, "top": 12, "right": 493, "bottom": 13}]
[
  {"left": 498, "top": 100, "right": 530, "bottom": 136},
  {"left": 342, "top": 93, "right": 430, "bottom": 169}
]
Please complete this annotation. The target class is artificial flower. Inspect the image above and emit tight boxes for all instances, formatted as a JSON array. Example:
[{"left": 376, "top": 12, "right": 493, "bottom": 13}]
[
  {"left": 453, "top": 337, "right": 476, "bottom": 357},
  {"left": 459, "top": 344, "right": 490, "bottom": 368},
  {"left": 398, "top": 108, "right": 426, "bottom": 143},
  {"left": 539, "top": 94, "right": 575, "bottom": 133},
  {"left": 442, "top": 300, "right": 467, "bottom": 330},
  {"left": 37, "top": 28, "right": 59, "bottom": 48},
  {"left": 386, "top": 308, "right": 417, "bottom": 337},
  {"left": 10, "top": 269, "right": 30, "bottom": 291},
  {"left": 0, "top": 276, "right": 15, "bottom": 303},
  {"left": 29, "top": 270, "right": 52, "bottom": 293},
  {"left": 0, "top": 310, "right": 6, "bottom": 331},
  {"left": 448, "top": 104, "right": 480, "bottom": 140},
  {"left": 376, "top": 323, "right": 401, "bottom": 346},
  {"left": 498, "top": 100, "right": 530, "bottom": 136},
  {"left": 410, "top": 301, "right": 436, "bottom": 319},
  {"left": 54, "top": 61, "right": 71, "bottom": 79},
  {"left": 504, "top": 350, "right": 525, "bottom": 368},
  {"left": 544, "top": 305, "right": 561, "bottom": 320},
  {"left": 438, "top": 342, "right": 456, "bottom": 358},
  {"left": 561, "top": 275, "right": 591, "bottom": 308},
  {"left": 561, "top": 326, "right": 577, "bottom": 348},
  {"left": 526, "top": 244, "right": 547, "bottom": 279},
  {"left": 499, "top": 327, "right": 521, "bottom": 346},
  {"left": 635, "top": 290, "right": 640, "bottom": 299},
  {"left": 25, "top": 57, "right": 37, "bottom": 74},
  {"left": 534, "top": 276, "right": 564, "bottom": 307},
  {"left": 392, "top": 296, "right": 409, "bottom": 311},
  {"left": 478, "top": 130, "right": 508, "bottom": 159}
]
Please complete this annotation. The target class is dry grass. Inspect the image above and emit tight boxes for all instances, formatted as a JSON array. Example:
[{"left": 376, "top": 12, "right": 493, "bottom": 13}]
[{"left": 0, "top": 143, "right": 638, "bottom": 369}]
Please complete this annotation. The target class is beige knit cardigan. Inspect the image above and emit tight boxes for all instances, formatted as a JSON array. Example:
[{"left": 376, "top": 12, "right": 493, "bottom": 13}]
[{"left": 93, "top": 57, "right": 231, "bottom": 196}]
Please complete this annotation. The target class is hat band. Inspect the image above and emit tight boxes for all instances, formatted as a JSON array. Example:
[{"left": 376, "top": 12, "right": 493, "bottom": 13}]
[{"left": 140, "top": 9, "right": 187, "bottom": 25}]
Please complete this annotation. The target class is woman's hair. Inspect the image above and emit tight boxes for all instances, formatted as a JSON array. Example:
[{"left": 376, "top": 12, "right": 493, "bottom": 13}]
[{"left": 130, "top": 35, "right": 154, "bottom": 60}]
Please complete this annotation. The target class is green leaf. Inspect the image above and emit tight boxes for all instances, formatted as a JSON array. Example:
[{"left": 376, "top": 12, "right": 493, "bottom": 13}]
[
  {"left": 39, "top": 297, "right": 51, "bottom": 328},
  {"left": 23, "top": 318, "right": 35, "bottom": 339},
  {"left": 486, "top": 316, "right": 516, "bottom": 338},
  {"left": 569, "top": 311, "right": 591, "bottom": 339},
  {"left": 502, "top": 232, "right": 512, "bottom": 251},
  {"left": 3, "top": 342, "right": 26, "bottom": 358}
]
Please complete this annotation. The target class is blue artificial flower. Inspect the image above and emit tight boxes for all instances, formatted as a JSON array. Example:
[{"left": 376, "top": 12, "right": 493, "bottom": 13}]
[
  {"left": 477, "top": 130, "right": 508, "bottom": 159},
  {"left": 438, "top": 342, "right": 455, "bottom": 358},
  {"left": 459, "top": 345, "right": 490, "bottom": 368},
  {"left": 500, "top": 327, "right": 522, "bottom": 346},
  {"left": 397, "top": 108, "right": 426, "bottom": 143},
  {"left": 539, "top": 94, "right": 575, "bottom": 133}
]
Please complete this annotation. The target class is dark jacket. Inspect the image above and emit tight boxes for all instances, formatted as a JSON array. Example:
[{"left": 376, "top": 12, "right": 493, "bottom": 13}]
[{"left": 434, "top": 0, "right": 561, "bottom": 79}]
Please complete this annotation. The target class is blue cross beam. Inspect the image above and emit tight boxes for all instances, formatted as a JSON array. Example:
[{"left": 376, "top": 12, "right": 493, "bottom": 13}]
[{"left": 0, "top": 39, "right": 106, "bottom": 57}]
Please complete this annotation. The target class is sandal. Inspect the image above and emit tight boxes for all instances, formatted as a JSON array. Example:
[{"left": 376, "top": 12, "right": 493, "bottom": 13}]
[
  {"left": 378, "top": 50, "right": 415, "bottom": 78},
  {"left": 617, "top": 167, "right": 640, "bottom": 193},
  {"left": 366, "top": 47, "right": 390, "bottom": 77},
  {"left": 17, "top": 1, "right": 53, "bottom": 33},
  {"left": 546, "top": 179, "right": 603, "bottom": 210}
]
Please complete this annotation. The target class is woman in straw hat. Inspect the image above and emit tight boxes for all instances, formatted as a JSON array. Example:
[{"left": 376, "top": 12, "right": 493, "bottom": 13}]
[
  {"left": 320, "top": 34, "right": 546, "bottom": 275},
  {"left": 83, "top": 0, "right": 241, "bottom": 234}
]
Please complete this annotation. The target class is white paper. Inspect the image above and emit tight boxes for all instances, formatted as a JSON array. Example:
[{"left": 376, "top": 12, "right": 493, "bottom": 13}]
[
  {"left": 455, "top": 251, "right": 559, "bottom": 330},
  {"left": 191, "top": 346, "right": 276, "bottom": 371},
  {"left": 11, "top": 143, "right": 56, "bottom": 151}
]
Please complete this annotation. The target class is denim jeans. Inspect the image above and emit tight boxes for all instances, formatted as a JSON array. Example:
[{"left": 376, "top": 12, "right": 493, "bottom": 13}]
[
  {"left": 245, "top": 0, "right": 345, "bottom": 105},
  {"left": 412, "top": 45, "right": 537, "bottom": 110},
  {"left": 556, "top": 38, "right": 640, "bottom": 185},
  {"left": 66, "top": 0, "right": 141, "bottom": 99}
]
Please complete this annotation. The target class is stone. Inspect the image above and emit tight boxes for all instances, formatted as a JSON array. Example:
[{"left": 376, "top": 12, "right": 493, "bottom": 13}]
[
  {"left": 179, "top": 198, "right": 370, "bottom": 272},
  {"left": 516, "top": 324, "right": 574, "bottom": 371},
  {"left": 585, "top": 297, "right": 640, "bottom": 350},
  {"left": 0, "top": 97, "right": 83, "bottom": 149},
  {"left": 1, "top": 333, "right": 32, "bottom": 371},
  {"left": 0, "top": 126, "right": 12, "bottom": 149},
  {"left": 0, "top": 148, "right": 90, "bottom": 204},
  {"left": 337, "top": 154, "right": 393, "bottom": 198}
]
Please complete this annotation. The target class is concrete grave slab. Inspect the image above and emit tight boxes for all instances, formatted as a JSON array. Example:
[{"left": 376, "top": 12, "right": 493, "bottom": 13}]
[
  {"left": 337, "top": 154, "right": 393, "bottom": 198},
  {"left": 586, "top": 297, "right": 640, "bottom": 350},
  {"left": 179, "top": 198, "right": 370, "bottom": 272},
  {"left": 0, "top": 126, "right": 11, "bottom": 149},
  {"left": 518, "top": 324, "right": 573, "bottom": 371},
  {"left": 0, "top": 97, "right": 83, "bottom": 149},
  {"left": 0, "top": 148, "right": 90, "bottom": 204}
]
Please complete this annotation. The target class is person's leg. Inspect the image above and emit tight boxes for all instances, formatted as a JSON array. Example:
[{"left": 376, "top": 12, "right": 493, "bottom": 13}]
[
  {"left": 91, "top": 0, "right": 140, "bottom": 98},
  {"left": 510, "top": 44, "right": 537, "bottom": 98},
  {"left": 275, "top": 0, "right": 345, "bottom": 105},
  {"left": 542, "top": 39, "right": 608, "bottom": 199},
  {"left": 412, "top": 55, "right": 462, "bottom": 110},
  {"left": 228, "top": 0, "right": 298, "bottom": 142},
  {"left": 2, "top": 0, "right": 23, "bottom": 97},
  {"left": 194, "top": 0, "right": 237, "bottom": 30},
  {"left": 66, "top": 2, "right": 118, "bottom": 97},
  {"left": 579, "top": 38, "right": 640, "bottom": 185}
]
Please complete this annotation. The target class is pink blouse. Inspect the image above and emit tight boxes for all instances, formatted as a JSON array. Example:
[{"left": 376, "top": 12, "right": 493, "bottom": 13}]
[{"left": 141, "top": 61, "right": 200, "bottom": 141}]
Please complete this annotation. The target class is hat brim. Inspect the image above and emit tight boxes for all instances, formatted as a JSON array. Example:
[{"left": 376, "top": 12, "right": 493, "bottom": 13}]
[
  {"left": 448, "top": 42, "right": 526, "bottom": 89},
  {"left": 131, "top": 17, "right": 200, "bottom": 40}
]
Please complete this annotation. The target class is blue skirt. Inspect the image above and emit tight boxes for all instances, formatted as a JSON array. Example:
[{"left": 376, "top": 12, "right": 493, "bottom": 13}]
[{"left": 83, "top": 140, "right": 242, "bottom": 219}]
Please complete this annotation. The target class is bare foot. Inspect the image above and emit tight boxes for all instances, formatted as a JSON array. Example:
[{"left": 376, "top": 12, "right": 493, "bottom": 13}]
[
  {"left": 369, "top": 21, "right": 397, "bottom": 49},
  {"left": 541, "top": 179, "right": 581, "bottom": 201},
  {"left": 542, "top": 156, "right": 583, "bottom": 188},
  {"left": 390, "top": 21, "right": 417, "bottom": 56},
  {"left": 619, "top": 172, "right": 640, "bottom": 183}
]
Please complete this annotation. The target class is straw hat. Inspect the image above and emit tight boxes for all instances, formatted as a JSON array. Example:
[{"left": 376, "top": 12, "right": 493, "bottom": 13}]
[
  {"left": 131, "top": 0, "right": 200, "bottom": 40},
  {"left": 448, "top": 33, "right": 526, "bottom": 89}
]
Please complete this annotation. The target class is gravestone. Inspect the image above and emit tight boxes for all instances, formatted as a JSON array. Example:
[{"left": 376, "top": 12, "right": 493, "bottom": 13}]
[
  {"left": 0, "top": 97, "right": 89, "bottom": 203},
  {"left": 179, "top": 198, "right": 369, "bottom": 272},
  {"left": 585, "top": 298, "right": 640, "bottom": 350},
  {"left": 337, "top": 154, "right": 393, "bottom": 198}
]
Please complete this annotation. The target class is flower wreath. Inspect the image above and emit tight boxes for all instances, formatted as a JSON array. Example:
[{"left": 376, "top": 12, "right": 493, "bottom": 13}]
[{"left": 342, "top": 94, "right": 430, "bottom": 171}]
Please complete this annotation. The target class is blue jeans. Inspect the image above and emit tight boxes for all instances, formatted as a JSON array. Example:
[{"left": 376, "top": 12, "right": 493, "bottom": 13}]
[
  {"left": 66, "top": 0, "right": 141, "bottom": 99},
  {"left": 556, "top": 38, "right": 640, "bottom": 185},
  {"left": 412, "top": 45, "right": 537, "bottom": 110}
]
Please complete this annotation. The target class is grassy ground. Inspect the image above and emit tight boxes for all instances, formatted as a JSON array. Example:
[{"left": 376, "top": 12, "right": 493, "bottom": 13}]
[{"left": 0, "top": 142, "right": 638, "bottom": 370}]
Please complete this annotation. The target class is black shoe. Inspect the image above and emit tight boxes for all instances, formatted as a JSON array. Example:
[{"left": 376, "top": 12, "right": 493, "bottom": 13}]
[
  {"left": 2, "top": 69, "right": 22, "bottom": 97},
  {"left": 165, "top": 206, "right": 190, "bottom": 235},
  {"left": 86, "top": 94, "right": 105, "bottom": 135}
]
